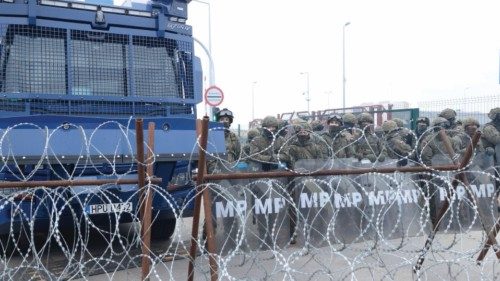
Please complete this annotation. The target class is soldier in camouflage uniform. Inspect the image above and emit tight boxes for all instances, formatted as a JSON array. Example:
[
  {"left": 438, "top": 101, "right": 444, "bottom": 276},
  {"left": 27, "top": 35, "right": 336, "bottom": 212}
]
[
  {"left": 393, "top": 117, "right": 416, "bottom": 149},
  {"left": 382, "top": 120, "right": 413, "bottom": 166},
  {"left": 482, "top": 107, "right": 500, "bottom": 161},
  {"left": 419, "top": 117, "right": 461, "bottom": 166},
  {"left": 457, "top": 117, "right": 486, "bottom": 155},
  {"left": 215, "top": 108, "right": 241, "bottom": 163},
  {"left": 278, "top": 119, "right": 290, "bottom": 139},
  {"left": 438, "top": 108, "right": 463, "bottom": 135},
  {"left": 355, "top": 113, "right": 386, "bottom": 162},
  {"left": 482, "top": 107, "right": 500, "bottom": 210},
  {"left": 415, "top": 116, "right": 430, "bottom": 139},
  {"left": 249, "top": 116, "right": 286, "bottom": 171},
  {"left": 243, "top": 128, "right": 260, "bottom": 158},
  {"left": 320, "top": 114, "right": 355, "bottom": 158},
  {"left": 343, "top": 113, "right": 360, "bottom": 138},
  {"left": 207, "top": 108, "right": 242, "bottom": 173},
  {"left": 311, "top": 120, "right": 324, "bottom": 133},
  {"left": 279, "top": 120, "right": 323, "bottom": 169}
]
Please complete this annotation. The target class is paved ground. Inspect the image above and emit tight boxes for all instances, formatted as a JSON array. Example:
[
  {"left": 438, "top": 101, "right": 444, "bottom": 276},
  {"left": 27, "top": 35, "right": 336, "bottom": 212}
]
[{"left": 74, "top": 218, "right": 500, "bottom": 281}]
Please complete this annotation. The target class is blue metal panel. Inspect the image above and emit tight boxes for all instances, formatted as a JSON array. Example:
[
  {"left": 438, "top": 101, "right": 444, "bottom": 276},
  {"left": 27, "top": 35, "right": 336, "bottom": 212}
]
[
  {"left": 0, "top": 116, "right": 225, "bottom": 160},
  {"left": 0, "top": 3, "right": 193, "bottom": 36}
]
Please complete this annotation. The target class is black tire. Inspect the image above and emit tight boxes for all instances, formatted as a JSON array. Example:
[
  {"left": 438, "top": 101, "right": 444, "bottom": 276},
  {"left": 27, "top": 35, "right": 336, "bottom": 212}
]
[{"left": 150, "top": 218, "right": 176, "bottom": 240}]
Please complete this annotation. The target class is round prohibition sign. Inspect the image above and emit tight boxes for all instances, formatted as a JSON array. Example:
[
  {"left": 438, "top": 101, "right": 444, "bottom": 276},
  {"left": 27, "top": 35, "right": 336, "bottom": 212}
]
[{"left": 204, "top": 85, "right": 224, "bottom": 107}]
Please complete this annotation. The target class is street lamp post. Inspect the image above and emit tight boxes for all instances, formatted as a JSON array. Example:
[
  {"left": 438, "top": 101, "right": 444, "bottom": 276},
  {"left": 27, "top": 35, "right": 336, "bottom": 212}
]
[
  {"left": 300, "top": 72, "right": 310, "bottom": 112},
  {"left": 251, "top": 81, "right": 257, "bottom": 120},
  {"left": 192, "top": 0, "right": 214, "bottom": 117},
  {"left": 342, "top": 22, "right": 350, "bottom": 112}
]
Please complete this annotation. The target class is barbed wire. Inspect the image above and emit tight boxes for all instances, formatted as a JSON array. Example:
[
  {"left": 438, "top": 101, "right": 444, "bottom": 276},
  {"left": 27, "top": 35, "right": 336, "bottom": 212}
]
[{"left": 0, "top": 122, "right": 498, "bottom": 280}]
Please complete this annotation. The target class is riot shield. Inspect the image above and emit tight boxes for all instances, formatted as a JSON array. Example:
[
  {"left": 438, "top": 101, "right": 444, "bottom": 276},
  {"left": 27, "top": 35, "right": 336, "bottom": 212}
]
[
  {"left": 210, "top": 163, "right": 291, "bottom": 255},
  {"left": 465, "top": 151, "right": 498, "bottom": 232},
  {"left": 353, "top": 158, "right": 425, "bottom": 250},
  {"left": 429, "top": 153, "right": 477, "bottom": 232},
  {"left": 292, "top": 159, "right": 373, "bottom": 250}
]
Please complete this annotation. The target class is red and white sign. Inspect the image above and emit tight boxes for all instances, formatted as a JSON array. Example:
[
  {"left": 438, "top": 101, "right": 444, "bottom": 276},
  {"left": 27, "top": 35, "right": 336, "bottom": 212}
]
[{"left": 204, "top": 85, "right": 224, "bottom": 106}]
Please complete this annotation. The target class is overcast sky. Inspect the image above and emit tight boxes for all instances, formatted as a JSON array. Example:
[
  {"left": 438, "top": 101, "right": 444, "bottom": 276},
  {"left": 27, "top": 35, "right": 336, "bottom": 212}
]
[{"left": 186, "top": 0, "right": 500, "bottom": 128}]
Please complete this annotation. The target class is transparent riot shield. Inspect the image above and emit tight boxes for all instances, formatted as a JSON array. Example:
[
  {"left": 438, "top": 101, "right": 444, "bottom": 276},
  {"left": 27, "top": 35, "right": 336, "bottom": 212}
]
[
  {"left": 293, "top": 158, "right": 372, "bottom": 250},
  {"left": 210, "top": 162, "right": 291, "bottom": 256},
  {"left": 465, "top": 151, "right": 498, "bottom": 232},
  {"left": 429, "top": 154, "right": 476, "bottom": 232},
  {"left": 352, "top": 157, "right": 426, "bottom": 250}
]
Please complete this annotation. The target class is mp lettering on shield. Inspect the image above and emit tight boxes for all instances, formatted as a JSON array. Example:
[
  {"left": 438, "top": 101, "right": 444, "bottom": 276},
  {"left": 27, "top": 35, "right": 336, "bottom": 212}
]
[{"left": 214, "top": 184, "right": 495, "bottom": 218}]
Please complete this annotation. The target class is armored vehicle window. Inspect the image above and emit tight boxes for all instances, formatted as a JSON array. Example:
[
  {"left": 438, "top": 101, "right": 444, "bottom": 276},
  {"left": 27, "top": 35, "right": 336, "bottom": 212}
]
[
  {"left": 71, "top": 31, "right": 129, "bottom": 97},
  {"left": 132, "top": 37, "right": 180, "bottom": 99},
  {"left": 0, "top": 25, "right": 67, "bottom": 94}
]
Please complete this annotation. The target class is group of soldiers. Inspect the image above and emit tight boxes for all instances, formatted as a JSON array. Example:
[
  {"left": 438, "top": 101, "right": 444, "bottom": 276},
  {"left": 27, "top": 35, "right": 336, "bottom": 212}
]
[
  {"left": 211, "top": 106, "right": 500, "bottom": 244},
  {"left": 213, "top": 107, "right": 500, "bottom": 172}
]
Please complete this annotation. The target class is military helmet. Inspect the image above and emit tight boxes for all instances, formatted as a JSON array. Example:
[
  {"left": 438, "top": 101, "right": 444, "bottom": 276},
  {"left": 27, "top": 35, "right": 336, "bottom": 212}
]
[
  {"left": 327, "top": 114, "right": 343, "bottom": 124},
  {"left": 310, "top": 120, "right": 324, "bottom": 131},
  {"left": 382, "top": 120, "right": 397, "bottom": 133},
  {"left": 343, "top": 113, "right": 357, "bottom": 124},
  {"left": 261, "top": 116, "right": 279, "bottom": 128},
  {"left": 358, "top": 113, "right": 374, "bottom": 124},
  {"left": 416, "top": 116, "right": 430, "bottom": 126},
  {"left": 462, "top": 117, "right": 479, "bottom": 128},
  {"left": 488, "top": 107, "right": 500, "bottom": 120},
  {"left": 392, "top": 118, "right": 404, "bottom": 128},
  {"left": 432, "top": 116, "right": 449, "bottom": 127},
  {"left": 438, "top": 108, "right": 457, "bottom": 120},
  {"left": 215, "top": 108, "right": 234, "bottom": 123},
  {"left": 247, "top": 128, "right": 260, "bottom": 140}
]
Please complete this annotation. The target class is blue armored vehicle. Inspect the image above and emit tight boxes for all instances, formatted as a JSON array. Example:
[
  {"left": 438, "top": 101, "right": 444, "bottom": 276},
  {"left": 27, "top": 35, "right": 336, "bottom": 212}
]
[{"left": 0, "top": 0, "right": 224, "bottom": 241}]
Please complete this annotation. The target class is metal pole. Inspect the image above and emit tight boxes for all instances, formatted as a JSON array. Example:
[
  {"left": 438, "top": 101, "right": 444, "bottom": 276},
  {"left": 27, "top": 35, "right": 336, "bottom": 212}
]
[
  {"left": 140, "top": 122, "right": 155, "bottom": 281},
  {"left": 188, "top": 116, "right": 218, "bottom": 281},
  {"left": 342, "top": 22, "right": 350, "bottom": 112},
  {"left": 192, "top": 0, "right": 215, "bottom": 118}
]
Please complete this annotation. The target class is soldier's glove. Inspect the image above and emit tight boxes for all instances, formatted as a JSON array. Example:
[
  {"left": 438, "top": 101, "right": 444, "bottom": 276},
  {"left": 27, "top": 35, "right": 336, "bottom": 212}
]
[
  {"left": 378, "top": 154, "right": 385, "bottom": 162},
  {"left": 366, "top": 154, "right": 377, "bottom": 163},
  {"left": 486, "top": 147, "right": 495, "bottom": 156}
]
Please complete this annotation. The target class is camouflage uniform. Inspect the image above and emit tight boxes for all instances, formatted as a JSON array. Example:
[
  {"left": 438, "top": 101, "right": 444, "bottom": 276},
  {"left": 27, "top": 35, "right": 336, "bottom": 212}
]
[
  {"left": 279, "top": 121, "right": 323, "bottom": 169},
  {"left": 438, "top": 108, "right": 463, "bottom": 136},
  {"left": 419, "top": 117, "right": 460, "bottom": 166},
  {"left": 374, "top": 126, "right": 384, "bottom": 139},
  {"left": 320, "top": 114, "right": 355, "bottom": 158},
  {"left": 393, "top": 117, "right": 416, "bottom": 149},
  {"left": 243, "top": 128, "right": 260, "bottom": 157},
  {"left": 343, "top": 113, "right": 361, "bottom": 140},
  {"left": 481, "top": 107, "right": 500, "bottom": 163},
  {"left": 415, "top": 117, "right": 430, "bottom": 139},
  {"left": 457, "top": 117, "right": 485, "bottom": 154},
  {"left": 278, "top": 119, "right": 290, "bottom": 139},
  {"left": 249, "top": 116, "right": 286, "bottom": 171},
  {"left": 382, "top": 120, "right": 413, "bottom": 164},
  {"left": 208, "top": 108, "right": 241, "bottom": 173},
  {"left": 355, "top": 113, "right": 386, "bottom": 162},
  {"left": 311, "top": 120, "right": 324, "bottom": 132},
  {"left": 414, "top": 117, "right": 431, "bottom": 163}
]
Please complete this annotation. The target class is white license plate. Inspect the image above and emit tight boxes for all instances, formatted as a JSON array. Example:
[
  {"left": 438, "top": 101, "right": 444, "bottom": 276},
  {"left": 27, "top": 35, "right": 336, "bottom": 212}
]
[{"left": 87, "top": 202, "right": 132, "bottom": 214}]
